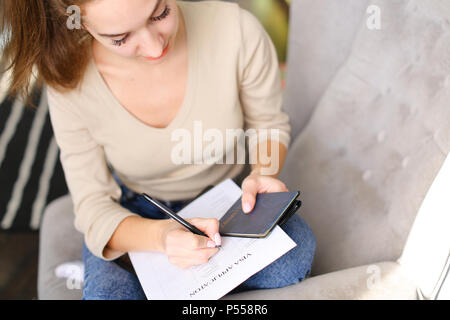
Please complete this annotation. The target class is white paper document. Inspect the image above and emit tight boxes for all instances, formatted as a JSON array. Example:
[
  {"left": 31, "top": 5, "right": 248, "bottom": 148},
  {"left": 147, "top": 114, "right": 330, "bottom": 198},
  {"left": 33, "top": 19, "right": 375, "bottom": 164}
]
[{"left": 129, "top": 178, "right": 297, "bottom": 300}]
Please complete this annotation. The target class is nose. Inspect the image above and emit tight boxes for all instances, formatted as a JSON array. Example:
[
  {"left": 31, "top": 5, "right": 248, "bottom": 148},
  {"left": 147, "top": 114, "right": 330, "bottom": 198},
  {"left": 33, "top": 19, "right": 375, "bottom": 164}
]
[{"left": 137, "top": 28, "right": 165, "bottom": 58}]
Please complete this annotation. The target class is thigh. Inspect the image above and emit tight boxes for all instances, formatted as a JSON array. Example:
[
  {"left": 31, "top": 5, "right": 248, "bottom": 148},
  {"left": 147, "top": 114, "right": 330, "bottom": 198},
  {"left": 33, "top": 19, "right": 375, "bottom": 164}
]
[
  {"left": 228, "top": 214, "right": 316, "bottom": 295},
  {"left": 82, "top": 243, "right": 147, "bottom": 300},
  {"left": 118, "top": 186, "right": 168, "bottom": 220},
  {"left": 117, "top": 184, "right": 187, "bottom": 218}
]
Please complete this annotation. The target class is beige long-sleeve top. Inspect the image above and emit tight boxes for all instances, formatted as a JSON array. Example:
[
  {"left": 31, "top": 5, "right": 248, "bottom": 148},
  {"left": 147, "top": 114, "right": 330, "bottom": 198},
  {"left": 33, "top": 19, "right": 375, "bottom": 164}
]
[{"left": 47, "top": 0, "right": 291, "bottom": 260}]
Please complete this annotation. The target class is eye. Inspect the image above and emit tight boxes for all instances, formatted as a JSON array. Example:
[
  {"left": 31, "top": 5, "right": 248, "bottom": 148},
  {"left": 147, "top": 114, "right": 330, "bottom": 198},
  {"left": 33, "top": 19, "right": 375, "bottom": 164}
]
[
  {"left": 110, "top": 5, "right": 171, "bottom": 47},
  {"left": 150, "top": 5, "right": 171, "bottom": 23},
  {"left": 112, "top": 35, "right": 128, "bottom": 47}
]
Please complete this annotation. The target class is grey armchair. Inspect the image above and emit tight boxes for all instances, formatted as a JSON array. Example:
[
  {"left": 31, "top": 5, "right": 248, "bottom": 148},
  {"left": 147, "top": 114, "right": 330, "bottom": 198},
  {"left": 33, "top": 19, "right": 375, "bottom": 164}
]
[{"left": 38, "top": 0, "right": 450, "bottom": 299}]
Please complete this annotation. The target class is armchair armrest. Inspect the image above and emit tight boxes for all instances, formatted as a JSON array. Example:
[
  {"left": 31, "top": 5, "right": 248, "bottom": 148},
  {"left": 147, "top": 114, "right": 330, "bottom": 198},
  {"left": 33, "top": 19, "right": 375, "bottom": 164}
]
[{"left": 222, "top": 261, "right": 417, "bottom": 300}]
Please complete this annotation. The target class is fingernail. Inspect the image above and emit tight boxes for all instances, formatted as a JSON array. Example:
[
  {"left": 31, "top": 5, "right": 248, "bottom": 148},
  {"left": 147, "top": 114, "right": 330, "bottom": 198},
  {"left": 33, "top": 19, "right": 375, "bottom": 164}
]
[
  {"left": 214, "top": 233, "right": 222, "bottom": 247},
  {"left": 243, "top": 203, "right": 252, "bottom": 213},
  {"left": 207, "top": 240, "right": 216, "bottom": 248}
]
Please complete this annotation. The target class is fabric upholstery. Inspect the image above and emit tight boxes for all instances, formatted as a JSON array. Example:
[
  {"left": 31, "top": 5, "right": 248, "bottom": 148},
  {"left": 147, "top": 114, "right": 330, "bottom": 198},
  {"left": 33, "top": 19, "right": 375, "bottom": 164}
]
[
  {"left": 223, "top": 262, "right": 417, "bottom": 300},
  {"left": 38, "top": 195, "right": 83, "bottom": 300},
  {"left": 38, "top": 0, "right": 450, "bottom": 299},
  {"left": 279, "top": 0, "right": 450, "bottom": 276},
  {"left": 283, "top": 0, "right": 369, "bottom": 138}
]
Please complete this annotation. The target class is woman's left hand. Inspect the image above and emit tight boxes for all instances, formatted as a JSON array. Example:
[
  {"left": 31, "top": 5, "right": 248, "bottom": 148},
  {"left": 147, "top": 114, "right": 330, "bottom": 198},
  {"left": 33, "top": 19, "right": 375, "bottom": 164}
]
[{"left": 241, "top": 172, "right": 289, "bottom": 214}]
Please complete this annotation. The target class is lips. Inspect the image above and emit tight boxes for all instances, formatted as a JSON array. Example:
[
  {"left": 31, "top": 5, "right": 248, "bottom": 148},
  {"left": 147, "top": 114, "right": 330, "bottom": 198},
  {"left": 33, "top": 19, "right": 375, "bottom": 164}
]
[{"left": 143, "top": 44, "right": 169, "bottom": 60}]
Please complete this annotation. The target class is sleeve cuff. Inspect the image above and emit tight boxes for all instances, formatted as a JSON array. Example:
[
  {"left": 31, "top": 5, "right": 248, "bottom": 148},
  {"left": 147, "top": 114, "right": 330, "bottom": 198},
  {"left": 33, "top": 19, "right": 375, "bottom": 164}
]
[
  {"left": 84, "top": 210, "right": 140, "bottom": 261},
  {"left": 247, "top": 128, "right": 291, "bottom": 154}
]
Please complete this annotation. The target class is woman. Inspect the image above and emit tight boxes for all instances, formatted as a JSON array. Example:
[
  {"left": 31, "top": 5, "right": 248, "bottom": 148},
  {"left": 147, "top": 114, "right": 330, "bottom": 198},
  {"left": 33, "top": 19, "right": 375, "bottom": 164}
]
[{"left": 1, "top": 0, "right": 315, "bottom": 299}]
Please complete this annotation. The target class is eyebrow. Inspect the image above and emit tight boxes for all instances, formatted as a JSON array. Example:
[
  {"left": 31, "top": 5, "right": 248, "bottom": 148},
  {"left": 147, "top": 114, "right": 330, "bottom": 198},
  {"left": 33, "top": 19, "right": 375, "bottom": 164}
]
[{"left": 98, "top": 0, "right": 163, "bottom": 38}]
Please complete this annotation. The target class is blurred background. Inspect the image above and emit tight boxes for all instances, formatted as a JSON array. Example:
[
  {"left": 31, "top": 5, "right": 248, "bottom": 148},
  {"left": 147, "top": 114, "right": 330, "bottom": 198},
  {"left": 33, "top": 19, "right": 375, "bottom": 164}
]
[
  {"left": 202, "top": 0, "right": 291, "bottom": 85},
  {"left": 231, "top": 0, "right": 291, "bottom": 82},
  {"left": 0, "top": 0, "right": 291, "bottom": 299}
]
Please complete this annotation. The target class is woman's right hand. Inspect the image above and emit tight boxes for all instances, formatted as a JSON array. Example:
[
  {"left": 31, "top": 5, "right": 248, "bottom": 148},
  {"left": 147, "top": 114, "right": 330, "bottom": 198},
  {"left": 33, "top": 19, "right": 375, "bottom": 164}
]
[{"left": 158, "top": 218, "right": 221, "bottom": 269}]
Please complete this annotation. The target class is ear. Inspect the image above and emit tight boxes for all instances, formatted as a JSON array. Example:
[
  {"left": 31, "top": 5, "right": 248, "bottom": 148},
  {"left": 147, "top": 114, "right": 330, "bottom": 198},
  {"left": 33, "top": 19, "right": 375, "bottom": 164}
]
[{"left": 78, "top": 20, "right": 90, "bottom": 32}]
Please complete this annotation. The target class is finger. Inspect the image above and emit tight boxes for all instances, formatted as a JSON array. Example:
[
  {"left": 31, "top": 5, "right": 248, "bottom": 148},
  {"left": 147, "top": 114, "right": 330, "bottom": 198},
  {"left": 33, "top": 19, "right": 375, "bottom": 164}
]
[
  {"left": 189, "top": 218, "right": 221, "bottom": 247},
  {"left": 278, "top": 181, "right": 289, "bottom": 192},
  {"left": 241, "top": 182, "right": 258, "bottom": 214},
  {"left": 184, "top": 232, "right": 218, "bottom": 250},
  {"left": 192, "top": 233, "right": 212, "bottom": 249}
]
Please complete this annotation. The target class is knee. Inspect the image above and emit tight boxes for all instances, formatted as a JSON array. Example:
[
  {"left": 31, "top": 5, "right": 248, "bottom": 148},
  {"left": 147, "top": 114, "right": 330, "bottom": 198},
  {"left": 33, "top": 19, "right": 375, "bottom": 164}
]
[
  {"left": 283, "top": 213, "right": 316, "bottom": 251},
  {"left": 82, "top": 245, "right": 145, "bottom": 300},
  {"left": 281, "top": 214, "right": 316, "bottom": 278},
  {"left": 82, "top": 265, "right": 145, "bottom": 300}
]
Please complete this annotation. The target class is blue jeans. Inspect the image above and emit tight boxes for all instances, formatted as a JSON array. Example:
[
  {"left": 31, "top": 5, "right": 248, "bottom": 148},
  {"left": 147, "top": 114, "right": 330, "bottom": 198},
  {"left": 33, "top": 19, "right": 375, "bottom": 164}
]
[{"left": 82, "top": 177, "right": 316, "bottom": 300}]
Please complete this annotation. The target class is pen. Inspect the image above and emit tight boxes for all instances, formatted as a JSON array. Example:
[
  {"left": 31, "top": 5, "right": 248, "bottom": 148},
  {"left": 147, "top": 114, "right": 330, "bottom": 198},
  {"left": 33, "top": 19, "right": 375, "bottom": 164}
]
[{"left": 141, "top": 193, "right": 221, "bottom": 248}]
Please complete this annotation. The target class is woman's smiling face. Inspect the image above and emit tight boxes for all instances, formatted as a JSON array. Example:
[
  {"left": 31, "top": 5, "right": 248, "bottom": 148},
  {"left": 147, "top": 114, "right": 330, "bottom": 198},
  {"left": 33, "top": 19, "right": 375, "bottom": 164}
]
[{"left": 82, "top": 0, "right": 180, "bottom": 63}]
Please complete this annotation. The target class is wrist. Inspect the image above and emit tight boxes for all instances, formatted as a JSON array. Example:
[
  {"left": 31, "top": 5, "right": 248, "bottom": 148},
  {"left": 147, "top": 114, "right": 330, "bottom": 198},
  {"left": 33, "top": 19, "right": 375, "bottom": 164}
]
[
  {"left": 106, "top": 216, "right": 168, "bottom": 254},
  {"left": 249, "top": 166, "right": 262, "bottom": 176},
  {"left": 249, "top": 166, "right": 278, "bottom": 179},
  {"left": 146, "top": 219, "right": 170, "bottom": 254}
]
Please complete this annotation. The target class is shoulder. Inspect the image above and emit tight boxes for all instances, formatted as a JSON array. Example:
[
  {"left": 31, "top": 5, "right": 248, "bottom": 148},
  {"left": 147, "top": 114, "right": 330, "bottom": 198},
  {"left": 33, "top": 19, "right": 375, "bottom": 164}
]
[
  {"left": 46, "top": 57, "right": 104, "bottom": 115},
  {"left": 180, "top": 0, "right": 260, "bottom": 26},
  {"left": 236, "top": 5, "right": 265, "bottom": 37},
  {"left": 178, "top": 0, "right": 240, "bottom": 38},
  {"left": 178, "top": 0, "right": 263, "bottom": 50},
  {"left": 178, "top": 0, "right": 240, "bottom": 19},
  {"left": 46, "top": 84, "right": 79, "bottom": 112}
]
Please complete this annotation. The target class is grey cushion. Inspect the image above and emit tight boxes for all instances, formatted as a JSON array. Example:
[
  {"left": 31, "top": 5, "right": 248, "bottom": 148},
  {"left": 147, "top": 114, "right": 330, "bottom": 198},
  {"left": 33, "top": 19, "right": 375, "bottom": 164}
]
[
  {"left": 279, "top": 0, "right": 450, "bottom": 276},
  {"left": 283, "top": 0, "right": 369, "bottom": 138},
  {"left": 38, "top": 195, "right": 83, "bottom": 300},
  {"left": 223, "top": 262, "right": 417, "bottom": 300}
]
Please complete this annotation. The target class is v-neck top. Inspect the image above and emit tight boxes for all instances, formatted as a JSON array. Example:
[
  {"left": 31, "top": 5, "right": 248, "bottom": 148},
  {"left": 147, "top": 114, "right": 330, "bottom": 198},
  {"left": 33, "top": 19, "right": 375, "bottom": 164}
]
[
  {"left": 46, "top": 0, "right": 291, "bottom": 260},
  {"left": 89, "top": 13, "right": 196, "bottom": 133}
]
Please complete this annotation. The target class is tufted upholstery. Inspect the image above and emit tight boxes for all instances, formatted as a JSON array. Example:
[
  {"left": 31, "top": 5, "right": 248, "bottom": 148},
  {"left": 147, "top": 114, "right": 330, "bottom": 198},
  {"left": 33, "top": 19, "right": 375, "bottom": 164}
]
[{"left": 279, "top": 0, "right": 450, "bottom": 277}]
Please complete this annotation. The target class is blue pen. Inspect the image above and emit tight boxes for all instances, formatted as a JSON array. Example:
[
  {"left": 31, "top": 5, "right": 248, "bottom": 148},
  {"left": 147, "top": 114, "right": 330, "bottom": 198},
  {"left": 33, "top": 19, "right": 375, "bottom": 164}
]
[{"left": 141, "top": 193, "right": 221, "bottom": 248}]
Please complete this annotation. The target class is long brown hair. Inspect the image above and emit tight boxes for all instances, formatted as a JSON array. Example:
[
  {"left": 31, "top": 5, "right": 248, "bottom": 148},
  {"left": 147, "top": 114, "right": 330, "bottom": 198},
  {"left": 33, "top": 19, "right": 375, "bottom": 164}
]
[{"left": 0, "top": 0, "right": 93, "bottom": 108}]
